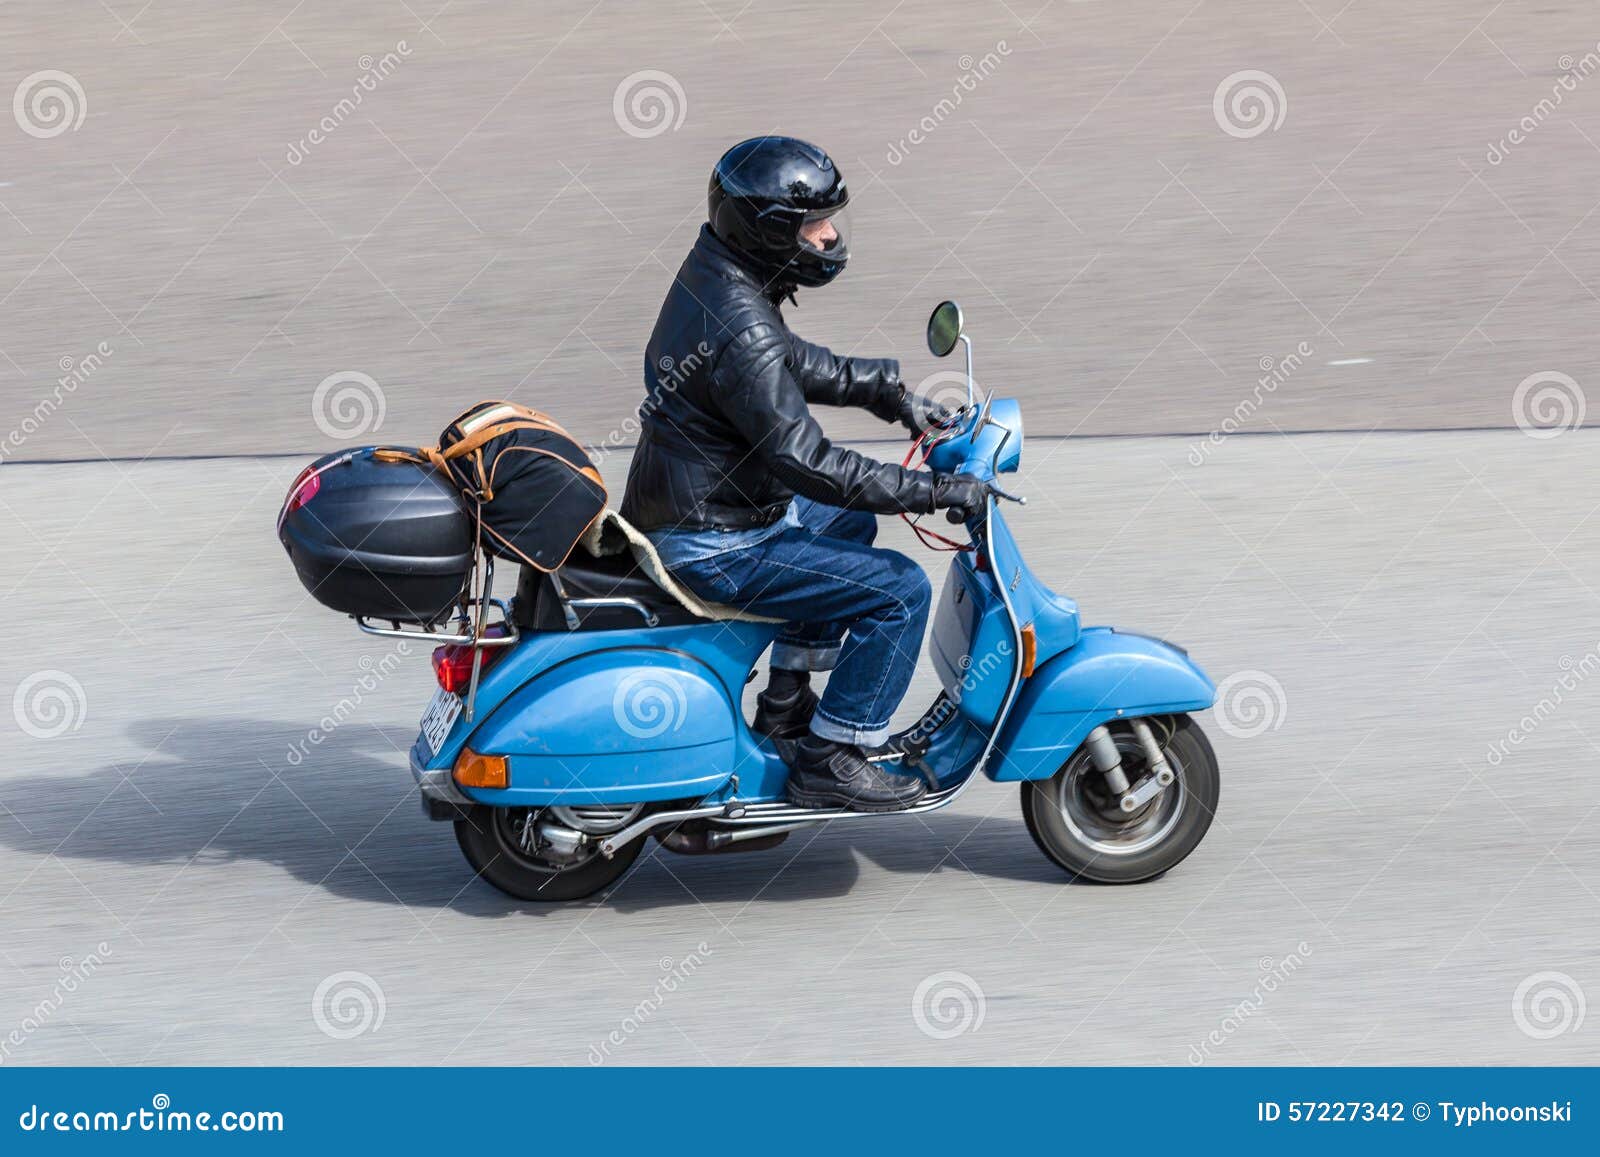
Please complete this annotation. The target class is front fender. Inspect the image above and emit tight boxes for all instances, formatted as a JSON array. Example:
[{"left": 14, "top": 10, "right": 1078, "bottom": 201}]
[{"left": 989, "top": 627, "right": 1215, "bottom": 782}]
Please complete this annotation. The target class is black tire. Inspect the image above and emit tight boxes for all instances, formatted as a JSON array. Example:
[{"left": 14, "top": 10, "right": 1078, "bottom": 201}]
[
  {"left": 454, "top": 805, "right": 645, "bottom": 902},
  {"left": 1022, "top": 715, "right": 1219, "bottom": 884}
]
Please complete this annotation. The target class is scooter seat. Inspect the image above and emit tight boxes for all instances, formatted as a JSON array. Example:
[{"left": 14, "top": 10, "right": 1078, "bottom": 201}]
[{"left": 514, "top": 551, "right": 709, "bottom": 631}]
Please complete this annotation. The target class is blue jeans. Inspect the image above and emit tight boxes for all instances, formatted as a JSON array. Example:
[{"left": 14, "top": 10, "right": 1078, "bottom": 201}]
[{"left": 655, "top": 498, "right": 933, "bottom": 747}]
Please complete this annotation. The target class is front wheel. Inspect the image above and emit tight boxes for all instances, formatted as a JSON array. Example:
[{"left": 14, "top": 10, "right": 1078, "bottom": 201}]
[
  {"left": 454, "top": 805, "right": 646, "bottom": 901},
  {"left": 1022, "top": 715, "right": 1219, "bottom": 884}
]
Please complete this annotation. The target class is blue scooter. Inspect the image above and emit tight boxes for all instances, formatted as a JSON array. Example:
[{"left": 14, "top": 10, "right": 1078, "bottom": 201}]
[{"left": 388, "top": 302, "right": 1220, "bottom": 901}]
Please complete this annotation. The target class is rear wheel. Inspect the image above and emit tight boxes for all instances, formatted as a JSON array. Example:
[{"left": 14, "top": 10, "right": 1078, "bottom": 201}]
[
  {"left": 454, "top": 805, "right": 646, "bottom": 901},
  {"left": 1022, "top": 715, "right": 1219, "bottom": 884}
]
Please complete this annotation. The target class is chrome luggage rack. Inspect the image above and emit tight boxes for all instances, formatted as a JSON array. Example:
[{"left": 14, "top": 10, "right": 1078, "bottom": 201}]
[
  {"left": 352, "top": 554, "right": 520, "bottom": 718},
  {"left": 353, "top": 598, "right": 519, "bottom": 648}
]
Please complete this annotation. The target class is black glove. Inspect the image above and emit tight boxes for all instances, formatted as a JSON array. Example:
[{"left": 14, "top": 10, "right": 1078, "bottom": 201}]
[
  {"left": 932, "top": 473, "right": 990, "bottom": 521},
  {"left": 897, "top": 388, "right": 955, "bottom": 436}
]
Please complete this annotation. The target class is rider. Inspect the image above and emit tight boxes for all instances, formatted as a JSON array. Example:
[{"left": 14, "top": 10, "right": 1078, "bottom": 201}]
[{"left": 620, "top": 136, "right": 988, "bottom": 813}]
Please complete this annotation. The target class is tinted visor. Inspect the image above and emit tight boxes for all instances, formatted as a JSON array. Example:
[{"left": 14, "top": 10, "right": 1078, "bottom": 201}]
[{"left": 797, "top": 206, "right": 851, "bottom": 262}]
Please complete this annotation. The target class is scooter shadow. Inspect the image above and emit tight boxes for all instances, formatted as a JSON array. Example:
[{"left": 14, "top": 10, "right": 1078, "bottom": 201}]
[{"left": 0, "top": 717, "right": 1067, "bottom": 918}]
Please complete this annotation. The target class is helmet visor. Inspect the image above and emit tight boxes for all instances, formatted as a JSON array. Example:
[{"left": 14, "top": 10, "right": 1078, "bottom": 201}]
[{"left": 797, "top": 206, "right": 851, "bottom": 263}]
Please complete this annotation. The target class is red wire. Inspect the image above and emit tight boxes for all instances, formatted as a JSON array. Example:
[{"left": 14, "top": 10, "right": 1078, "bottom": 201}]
[{"left": 900, "top": 427, "right": 974, "bottom": 553}]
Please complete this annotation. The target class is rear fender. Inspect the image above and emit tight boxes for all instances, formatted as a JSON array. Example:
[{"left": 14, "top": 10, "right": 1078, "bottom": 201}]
[{"left": 989, "top": 627, "right": 1215, "bottom": 782}]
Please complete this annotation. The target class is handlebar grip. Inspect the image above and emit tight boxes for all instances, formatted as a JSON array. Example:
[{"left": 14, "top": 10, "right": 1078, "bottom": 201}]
[{"left": 946, "top": 508, "right": 968, "bottom": 525}]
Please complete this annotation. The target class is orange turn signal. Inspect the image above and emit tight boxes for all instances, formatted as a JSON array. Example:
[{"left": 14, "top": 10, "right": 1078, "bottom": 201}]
[
  {"left": 1020, "top": 624, "right": 1037, "bottom": 678},
  {"left": 453, "top": 747, "right": 509, "bottom": 789}
]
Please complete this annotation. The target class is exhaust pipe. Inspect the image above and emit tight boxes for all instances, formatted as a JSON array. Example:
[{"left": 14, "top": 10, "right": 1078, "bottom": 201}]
[{"left": 703, "top": 820, "right": 821, "bottom": 851}]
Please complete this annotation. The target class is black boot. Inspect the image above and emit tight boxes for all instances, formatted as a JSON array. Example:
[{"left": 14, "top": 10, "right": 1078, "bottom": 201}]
[
  {"left": 752, "top": 668, "right": 818, "bottom": 740},
  {"left": 787, "top": 736, "right": 928, "bottom": 812}
]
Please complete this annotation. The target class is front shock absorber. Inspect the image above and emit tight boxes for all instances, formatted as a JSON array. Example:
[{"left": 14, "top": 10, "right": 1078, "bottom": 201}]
[
  {"left": 1122, "top": 719, "right": 1177, "bottom": 812},
  {"left": 1085, "top": 725, "right": 1129, "bottom": 795},
  {"left": 1086, "top": 720, "right": 1177, "bottom": 812}
]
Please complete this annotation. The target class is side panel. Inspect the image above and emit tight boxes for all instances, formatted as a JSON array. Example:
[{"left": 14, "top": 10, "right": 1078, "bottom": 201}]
[
  {"left": 465, "top": 647, "right": 737, "bottom": 805},
  {"left": 415, "top": 619, "right": 782, "bottom": 807},
  {"left": 989, "top": 627, "right": 1215, "bottom": 782}
]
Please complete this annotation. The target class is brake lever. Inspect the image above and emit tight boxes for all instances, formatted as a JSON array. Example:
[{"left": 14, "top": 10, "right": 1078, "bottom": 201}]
[{"left": 944, "top": 484, "right": 1024, "bottom": 524}]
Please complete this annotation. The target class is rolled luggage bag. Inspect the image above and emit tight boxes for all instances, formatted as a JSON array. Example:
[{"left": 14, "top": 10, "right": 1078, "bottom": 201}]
[
  {"left": 433, "top": 401, "right": 607, "bottom": 572},
  {"left": 277, "top": 448, "right": 473, "bottom": 625}
]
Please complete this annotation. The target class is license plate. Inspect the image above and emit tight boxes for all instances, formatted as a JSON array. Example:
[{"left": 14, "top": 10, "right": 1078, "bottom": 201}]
[{"left": 419, "top": 687, "right": 462, "bottom": 759}]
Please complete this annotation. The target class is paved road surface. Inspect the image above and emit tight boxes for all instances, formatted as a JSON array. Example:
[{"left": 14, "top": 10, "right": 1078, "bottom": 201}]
[{"left": 3, "top": 431, "right": 1598, "bottom": 1064}]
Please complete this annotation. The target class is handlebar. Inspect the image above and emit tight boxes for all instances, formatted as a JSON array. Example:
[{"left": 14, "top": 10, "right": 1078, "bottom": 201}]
[
  {"left": 906, "top": 399, "right": 1025, "bottom": 541},
  {"left": 943, "top": 481, "right": 1027, "bottom": 523}
]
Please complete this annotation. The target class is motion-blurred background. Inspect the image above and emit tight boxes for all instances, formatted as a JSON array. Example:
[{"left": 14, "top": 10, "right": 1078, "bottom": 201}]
[
  {"left": 6, "top": 0, "right": 1600, "bottom": 455},
  {"left": 2, "top": 1, "right": 1597, "bottom": 1066}
]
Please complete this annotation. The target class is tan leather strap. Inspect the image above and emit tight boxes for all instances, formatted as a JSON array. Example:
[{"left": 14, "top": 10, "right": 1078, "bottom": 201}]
[
  {"left": 371, "top": 446, "right": 442, "bottom": 470},
  {"left": 460, "top": 399, "right": 571, "bottom": 433},
  {"left": 372, "top": 400, "right": 598, "bottom": 515},
  {"left": 484, "top": 443, "right": 608, "bottom": 502},
  {"left": 440, "top": 420, "right": 534, "bottom": 460},
  {"left": 441, "top": 405, "right": 575, "bottom": 460}
]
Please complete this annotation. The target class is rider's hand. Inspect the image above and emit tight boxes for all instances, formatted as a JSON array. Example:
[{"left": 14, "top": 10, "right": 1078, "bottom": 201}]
[
  {"left": 932, "top": 473, "right": 990, "bottom": 521},
  {"left": 897, "top": 389, "right": 955, "bottom": 436}
]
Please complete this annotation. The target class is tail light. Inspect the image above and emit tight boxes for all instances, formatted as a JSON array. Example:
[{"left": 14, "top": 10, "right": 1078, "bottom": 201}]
[
  {"left": 285, "top": 465, "right": 320, "bottom": 514},
  {"left": 431, "top": 635, "right": 507, "bottom": 693},
  {"left": 276, "top": 464, "right": 323, "bottom": 539}
]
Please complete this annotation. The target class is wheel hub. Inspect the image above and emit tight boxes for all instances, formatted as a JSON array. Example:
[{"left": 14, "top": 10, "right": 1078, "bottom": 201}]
[
  {"left": 1056, "top": 735, "right": 1186, "bottom": 857},
  {"left": 497, "top": 808, "right": 598, "bottom": 869}
]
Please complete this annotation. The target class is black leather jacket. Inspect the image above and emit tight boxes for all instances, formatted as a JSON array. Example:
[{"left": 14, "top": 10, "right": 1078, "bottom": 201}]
[{"left": 620, "top": 226, "right": 937, "bottom": 532}]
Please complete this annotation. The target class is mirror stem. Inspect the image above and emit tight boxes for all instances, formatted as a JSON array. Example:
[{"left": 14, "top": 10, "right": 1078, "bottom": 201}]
[{"left": 960, "top": 333, "right": 974, "bottom": 406}]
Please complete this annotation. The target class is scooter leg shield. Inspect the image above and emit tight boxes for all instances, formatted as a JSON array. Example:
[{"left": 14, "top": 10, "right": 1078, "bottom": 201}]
[{"left": 989, "top": 627, "right": 1216, "bottom": 782}]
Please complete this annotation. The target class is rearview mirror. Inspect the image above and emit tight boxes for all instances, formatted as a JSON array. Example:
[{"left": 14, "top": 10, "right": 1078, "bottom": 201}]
[{"left": 926, "top": 300, "right": 964, "bottom": 358}]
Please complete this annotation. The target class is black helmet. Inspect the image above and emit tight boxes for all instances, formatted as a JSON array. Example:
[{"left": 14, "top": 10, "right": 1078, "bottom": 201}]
[{"left": 708, "top": 136, "right": 851, "bottom": 289}]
